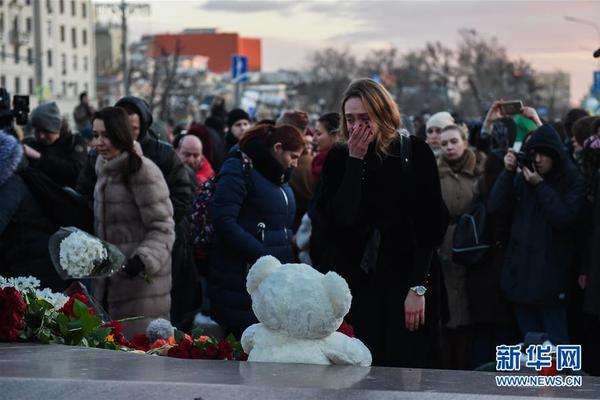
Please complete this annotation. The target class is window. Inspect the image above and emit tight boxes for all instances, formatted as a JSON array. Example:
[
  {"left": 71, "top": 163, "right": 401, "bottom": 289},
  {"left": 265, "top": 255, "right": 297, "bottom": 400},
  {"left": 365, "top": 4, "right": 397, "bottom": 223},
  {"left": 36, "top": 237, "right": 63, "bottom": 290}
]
[
  {"left": 73, "top": 82, "right": 78, "bottom": 97},
  {"left": 84, "top": 82, "right": 88, "bottom": 93},
  {"left": 14, "top": 47, "right": 19, "bottom": 64},
  {"left": 71, "top": 0, "right": 75, "bottom": 16},
  {"left": 48, "top": 79, "right": 53, "bottom": 94},
  {"left": 62, "top": 81, "right": 66, "bottom": 96},
  {"left": 82, "top": 2, "right": 87, "bottom": 18},
  {"left": 71, "top": 27, "right": 77, "bottom": 48},
  {"left": 27, "top": 48, "right": 32, "bottom": 64},
  {"left": 0, "top": 12, "right": 4, "bottom": 33},
  {"left": 47, "top": 49, "right": 52, "bottom": 67},
  {"left": 15, "top": 77, "right": 20, "bottom": 94},
  {"left": 83, "top": 55, "right": 88, "bottom": 72},
  {"left": 59, "top": 0, "right": 64, "bottom": 14},
  {"left": 26, "top": 17, "right": 32, "bottom": 33},
  {"left": 28, "top": 78, "right": 33, "bottom": 95},
  {"left": 47, "top": 20, "right": 52, "bottom": 36},
  {"left": 73, "top": 54, "right": 77, "bottom": 71},
  {"left": 26, "top": 0, "right": 31, "bottom": 5},
  {"left": 1, "top": 45, "right": 4, "bottom": 62},
  {"left": 82, "top": 29, "right": 87, "bottom": 46},
  {"left": 61, "top": 53, "right": 66, "bottom": 75},
  {"left": 60, "top": 25, "right": 65, "bottom": 42},
  {"left": 0, "top": 75, "right": 5, "bottom": 89},
  {"left": 46, "top": 0, "right": 53, "bottom": 13}
]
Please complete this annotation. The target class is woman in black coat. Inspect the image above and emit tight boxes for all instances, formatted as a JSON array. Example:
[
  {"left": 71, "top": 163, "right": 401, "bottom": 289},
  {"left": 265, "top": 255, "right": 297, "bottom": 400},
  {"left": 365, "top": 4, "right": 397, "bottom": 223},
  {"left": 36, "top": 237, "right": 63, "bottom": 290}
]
[
  {"left": 315, "top": 78, "right": 449, "bottom": 367},
  {"left": 0, "top": 132, "right": 65, "bottom": 291}
]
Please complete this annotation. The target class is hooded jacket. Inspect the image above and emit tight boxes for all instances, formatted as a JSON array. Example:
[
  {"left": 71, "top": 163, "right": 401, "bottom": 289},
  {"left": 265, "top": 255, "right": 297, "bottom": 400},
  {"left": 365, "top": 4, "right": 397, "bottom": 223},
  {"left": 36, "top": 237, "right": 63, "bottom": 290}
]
[
  {"left": 488, "top": 125, "right": 585, "bottom": 306},
  {"left": 76, "top": 97, "right": 192, "bottom": 223}
]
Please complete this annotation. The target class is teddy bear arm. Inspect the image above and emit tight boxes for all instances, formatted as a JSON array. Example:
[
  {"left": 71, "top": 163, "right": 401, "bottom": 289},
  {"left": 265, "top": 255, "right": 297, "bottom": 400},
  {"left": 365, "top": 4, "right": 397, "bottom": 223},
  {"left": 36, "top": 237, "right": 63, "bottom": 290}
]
[
  {"left": 241, "top": 323, "right": 260, "bottom": 354},
  {"left": 322, "top": 333, "right": 372, "bottom": 367}
]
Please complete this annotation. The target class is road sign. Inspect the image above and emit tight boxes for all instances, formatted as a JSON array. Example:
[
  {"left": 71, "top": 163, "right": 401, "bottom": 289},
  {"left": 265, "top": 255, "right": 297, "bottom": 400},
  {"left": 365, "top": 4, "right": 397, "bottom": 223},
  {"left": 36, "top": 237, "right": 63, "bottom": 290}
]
[
  {"left": 232, "top": 55, "right": 248, "bottom": 82},
  {"left": 593, "top": 71, "right": 600, "bottom": 94}
]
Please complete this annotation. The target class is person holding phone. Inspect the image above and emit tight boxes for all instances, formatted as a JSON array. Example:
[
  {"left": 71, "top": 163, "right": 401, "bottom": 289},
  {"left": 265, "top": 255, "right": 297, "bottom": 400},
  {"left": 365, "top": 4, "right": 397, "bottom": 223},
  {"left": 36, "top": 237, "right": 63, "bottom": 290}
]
[
  {"left": 315, "top": 78, "right": 448, "bottom": 367},
  {"left": 488, "top": 124, "right": 584, "bottom": 345}
]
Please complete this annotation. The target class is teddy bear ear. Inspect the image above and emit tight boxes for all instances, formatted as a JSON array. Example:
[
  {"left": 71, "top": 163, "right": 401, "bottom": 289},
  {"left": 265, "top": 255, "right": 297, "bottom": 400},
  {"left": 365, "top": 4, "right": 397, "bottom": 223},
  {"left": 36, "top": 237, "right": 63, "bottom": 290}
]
[
  {"left": 323, "top": 271, "right": 352, "bottom": 319},
  {"left": 246, "top": 255, "right": 281, "bottom": 295}
]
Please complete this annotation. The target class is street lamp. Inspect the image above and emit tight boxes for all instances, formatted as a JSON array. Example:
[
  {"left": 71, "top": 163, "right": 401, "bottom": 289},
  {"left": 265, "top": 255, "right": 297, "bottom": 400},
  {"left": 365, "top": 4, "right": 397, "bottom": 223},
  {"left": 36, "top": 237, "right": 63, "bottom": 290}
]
[{"left": 564, "top": 16, "right": 600, "bottom": 47}]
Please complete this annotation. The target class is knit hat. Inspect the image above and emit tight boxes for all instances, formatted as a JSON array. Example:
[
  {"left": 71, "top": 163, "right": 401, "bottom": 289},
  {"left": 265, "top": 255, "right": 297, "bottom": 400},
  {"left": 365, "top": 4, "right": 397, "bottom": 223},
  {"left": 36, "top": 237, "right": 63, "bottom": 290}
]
[
  {"left": 0, "top": 132, "right": 24, "bottom": 186},
  {"left": 426, "top": 111, "right": 455, "bottom": 130},
  {"left": 31, "top": 102, "right": 62, "bottom": 133},
  {"left": 227, "top": 108, "right": 250, "bottom": 129}
]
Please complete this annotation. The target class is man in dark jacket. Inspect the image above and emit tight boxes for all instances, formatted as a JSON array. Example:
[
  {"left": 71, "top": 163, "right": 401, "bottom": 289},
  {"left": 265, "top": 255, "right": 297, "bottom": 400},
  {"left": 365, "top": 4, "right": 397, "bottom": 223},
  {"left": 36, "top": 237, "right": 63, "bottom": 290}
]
[
  {"left": 77, "top": 96, "right": 195, "bottom": 328},
  {"left": 23, "top": 102, "right": 87, "bottom": 188},
  {"left": 489, "top": 124, "right": 585, "bottom": 345}
]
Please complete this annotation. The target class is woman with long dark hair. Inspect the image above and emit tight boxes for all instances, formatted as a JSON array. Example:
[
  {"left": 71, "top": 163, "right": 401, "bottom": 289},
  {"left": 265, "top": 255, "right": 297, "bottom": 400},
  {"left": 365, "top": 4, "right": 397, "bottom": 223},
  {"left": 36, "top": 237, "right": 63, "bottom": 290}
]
[
  {"left": 92, "top": 106, "right": 175, "bottom": 335},
  {"left": 208, "top": 123, "right": 305, "bottom": 338},
  {"left": 315, "top": 78, "right": 448, "bottom": 367}
]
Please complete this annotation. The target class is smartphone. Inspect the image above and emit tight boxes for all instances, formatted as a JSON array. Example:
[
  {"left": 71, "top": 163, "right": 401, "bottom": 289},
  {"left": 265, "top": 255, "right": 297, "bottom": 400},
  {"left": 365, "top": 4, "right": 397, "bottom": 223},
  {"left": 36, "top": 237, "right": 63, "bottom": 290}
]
[{"left": 499, "top": 100, "right": 523, "bottom": 115}]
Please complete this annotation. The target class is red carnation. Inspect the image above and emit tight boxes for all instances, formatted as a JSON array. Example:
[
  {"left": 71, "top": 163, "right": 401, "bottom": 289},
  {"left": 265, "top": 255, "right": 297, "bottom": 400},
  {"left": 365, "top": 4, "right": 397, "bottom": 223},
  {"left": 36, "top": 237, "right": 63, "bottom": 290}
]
[
  {"left": 336, "top": 321, "right": 355, "bottom": 338},
  {"left": 101, "top": 320, "right": 124, "bottom": 335},
  {"left": 0, "top": 287, "right": 26, "bottom": 342}
]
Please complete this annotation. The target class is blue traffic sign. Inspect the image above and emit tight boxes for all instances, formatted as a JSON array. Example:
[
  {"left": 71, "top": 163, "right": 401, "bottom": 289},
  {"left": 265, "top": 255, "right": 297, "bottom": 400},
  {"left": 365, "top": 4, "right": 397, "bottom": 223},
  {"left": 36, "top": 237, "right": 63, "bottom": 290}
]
[
  {"left": 232, "top": 55, "right": 248, "bottom": 82},
  {"left": 593, "top": 71, "right": 600, "bottom": 94}
]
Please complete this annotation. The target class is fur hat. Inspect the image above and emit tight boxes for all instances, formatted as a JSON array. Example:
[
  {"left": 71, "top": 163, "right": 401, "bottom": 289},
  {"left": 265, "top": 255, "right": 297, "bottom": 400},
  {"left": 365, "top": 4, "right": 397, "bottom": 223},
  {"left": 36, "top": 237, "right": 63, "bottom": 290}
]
[
  {"left": 227, "top": 108, "right": 250, "bottom": 129},
  {"left": 0, "top": 132, "right": 24, "bottom": 186},
  {"left": 31, "top": 102, "right": 62, "bottom": 133},
  {"left": 426, "top": 111, "right": 455, "bottom": 130}
]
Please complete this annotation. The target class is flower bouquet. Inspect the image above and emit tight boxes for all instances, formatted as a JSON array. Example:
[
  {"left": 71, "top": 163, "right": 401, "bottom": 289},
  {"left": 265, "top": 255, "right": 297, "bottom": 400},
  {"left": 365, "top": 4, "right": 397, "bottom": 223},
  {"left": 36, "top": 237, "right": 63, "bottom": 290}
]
[{"left": 48, "top": 227, "right": 126, "bottom": 280}]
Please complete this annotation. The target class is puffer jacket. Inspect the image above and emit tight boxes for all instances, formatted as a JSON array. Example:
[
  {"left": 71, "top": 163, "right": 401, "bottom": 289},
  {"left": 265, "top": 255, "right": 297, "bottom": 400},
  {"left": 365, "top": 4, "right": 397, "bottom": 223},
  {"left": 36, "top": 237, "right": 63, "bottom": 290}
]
[
  {"left": 208, "top": 136, "right": 296, "bottom": 332},
  {"left": 93, "top": 151, "right": 175, "bottom": 335},
  {"left": 489, "top": 125, "right": 585, "bottom": 306}
]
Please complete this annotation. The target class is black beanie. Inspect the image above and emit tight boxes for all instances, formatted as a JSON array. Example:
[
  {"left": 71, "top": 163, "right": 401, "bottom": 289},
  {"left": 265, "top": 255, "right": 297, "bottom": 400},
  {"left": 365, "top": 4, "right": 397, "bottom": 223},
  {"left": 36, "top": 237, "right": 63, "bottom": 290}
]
[{"left": 227, "top": 108, "right": 250, "bottom": 129}]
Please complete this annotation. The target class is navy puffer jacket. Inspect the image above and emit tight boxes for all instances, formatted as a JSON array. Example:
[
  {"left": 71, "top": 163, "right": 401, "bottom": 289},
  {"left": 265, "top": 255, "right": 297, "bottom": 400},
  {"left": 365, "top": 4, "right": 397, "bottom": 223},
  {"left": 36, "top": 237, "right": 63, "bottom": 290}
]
[
  {"left": 489, "top": 125, "right": 585, "bottom": 306},
  {"left": 208, "top": 136, "right": 295, "bottom": 331}
]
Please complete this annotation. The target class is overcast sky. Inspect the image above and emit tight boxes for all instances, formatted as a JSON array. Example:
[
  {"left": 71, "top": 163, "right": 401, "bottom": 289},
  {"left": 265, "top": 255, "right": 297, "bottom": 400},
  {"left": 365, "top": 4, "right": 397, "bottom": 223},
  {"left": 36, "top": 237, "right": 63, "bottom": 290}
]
[{"left": 97, "top": 0, "right": 600, "bottom": 106}]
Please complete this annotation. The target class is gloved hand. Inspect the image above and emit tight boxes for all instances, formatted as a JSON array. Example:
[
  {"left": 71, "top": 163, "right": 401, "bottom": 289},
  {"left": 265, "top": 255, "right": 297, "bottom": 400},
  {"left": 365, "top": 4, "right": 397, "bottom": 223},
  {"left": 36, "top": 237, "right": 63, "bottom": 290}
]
[{"left": 123, "top": 255, "right": 145, "bottom": 277}]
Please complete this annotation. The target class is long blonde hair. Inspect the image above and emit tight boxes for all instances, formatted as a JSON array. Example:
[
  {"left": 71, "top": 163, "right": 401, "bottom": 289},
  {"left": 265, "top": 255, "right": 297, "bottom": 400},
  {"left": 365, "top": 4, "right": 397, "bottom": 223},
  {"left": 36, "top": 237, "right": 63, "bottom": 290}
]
[{"left": 340, "top": 78, "right": 401, "bottom": 158}]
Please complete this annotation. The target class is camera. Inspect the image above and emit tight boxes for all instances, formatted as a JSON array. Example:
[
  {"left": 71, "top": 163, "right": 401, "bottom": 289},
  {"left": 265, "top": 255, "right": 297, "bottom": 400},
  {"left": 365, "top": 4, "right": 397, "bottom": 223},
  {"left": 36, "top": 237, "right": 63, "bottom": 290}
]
[
  {"left": 516, "top": 151, "right": 533, "bottom": 171},
  {"left": 0, "top": 88, "right": 30, "bottom": 134}
]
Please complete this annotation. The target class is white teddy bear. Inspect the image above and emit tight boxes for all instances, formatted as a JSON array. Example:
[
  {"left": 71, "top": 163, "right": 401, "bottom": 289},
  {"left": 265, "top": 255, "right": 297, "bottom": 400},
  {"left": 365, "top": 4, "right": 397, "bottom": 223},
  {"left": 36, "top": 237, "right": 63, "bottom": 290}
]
[{"left": 241, "top": 256, "right": 372, "bottom": 366}]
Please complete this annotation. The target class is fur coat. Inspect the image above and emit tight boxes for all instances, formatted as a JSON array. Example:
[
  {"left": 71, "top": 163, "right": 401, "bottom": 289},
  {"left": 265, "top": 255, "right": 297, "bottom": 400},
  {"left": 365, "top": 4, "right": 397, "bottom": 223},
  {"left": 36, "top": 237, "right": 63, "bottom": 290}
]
[{"left": 93, "top": 151, "right": 175, "bottom": 335}]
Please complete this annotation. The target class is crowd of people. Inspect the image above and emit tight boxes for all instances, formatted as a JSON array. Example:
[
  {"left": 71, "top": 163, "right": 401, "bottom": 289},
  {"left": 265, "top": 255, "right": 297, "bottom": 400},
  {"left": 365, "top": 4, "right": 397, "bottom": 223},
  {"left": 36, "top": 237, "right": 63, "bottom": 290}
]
[{"left": 2, "top": 80, "right": 600, "bottom": 373}]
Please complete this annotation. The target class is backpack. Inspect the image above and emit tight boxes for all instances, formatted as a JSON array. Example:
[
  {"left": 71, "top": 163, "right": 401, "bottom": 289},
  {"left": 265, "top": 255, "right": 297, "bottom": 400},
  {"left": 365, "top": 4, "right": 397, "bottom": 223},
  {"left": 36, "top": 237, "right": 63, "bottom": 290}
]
[
  {"left": 451, "top": 198, "right": 491, "bottom": 266},
  {"left": 18, "top": 167, "right": 94, "bottom": 233},
  {"left": 190, "top": 150, "right": 253, "bottom": 261}
]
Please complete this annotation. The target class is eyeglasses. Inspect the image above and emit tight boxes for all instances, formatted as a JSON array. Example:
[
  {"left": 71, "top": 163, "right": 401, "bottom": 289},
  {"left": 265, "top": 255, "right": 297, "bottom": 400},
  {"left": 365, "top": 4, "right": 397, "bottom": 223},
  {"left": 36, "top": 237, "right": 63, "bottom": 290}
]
[{"left": 426, "top": 127, "right": 442, "bottom": 134}]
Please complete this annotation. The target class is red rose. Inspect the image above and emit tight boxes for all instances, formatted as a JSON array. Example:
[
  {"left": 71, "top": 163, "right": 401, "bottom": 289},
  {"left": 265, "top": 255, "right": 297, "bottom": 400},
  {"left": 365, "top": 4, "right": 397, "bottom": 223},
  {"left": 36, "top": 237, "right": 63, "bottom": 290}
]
[
  {"left": 167, "top": 345, "right": 189, "bottom": 359},
  {"left": 101, "top": 320, "right": 124, "bottom": 335},
  {"left": 217, "top": 339, "right": 233, "bottom": 360},
  {"left": 0, "top": 287, "right": 26, "bottom": 342},
  {"left": 238, "top": 352, "right": 249, "bottom": 361},
  {"left": 178, "top": 336, "right": 193, "bottom": 352},
  {"left": 59, "top": 293, "right": 90, "bottom": 318},
  {"left": 336, "top": 321, "right": 355, "bottom": 338},
  {"left": 205, "top": 344, "right": 218, "bottom": 358},
  {"left": 130, "top": 333, "right": 151, "bottom": 351}
]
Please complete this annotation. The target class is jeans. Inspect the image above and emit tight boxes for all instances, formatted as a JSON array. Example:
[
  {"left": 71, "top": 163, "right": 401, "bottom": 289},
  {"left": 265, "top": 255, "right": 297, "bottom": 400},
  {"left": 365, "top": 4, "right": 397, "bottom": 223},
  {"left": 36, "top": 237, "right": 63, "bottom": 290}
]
[{"left": 514, "top": 304, "right": 569, "bottom": 344}]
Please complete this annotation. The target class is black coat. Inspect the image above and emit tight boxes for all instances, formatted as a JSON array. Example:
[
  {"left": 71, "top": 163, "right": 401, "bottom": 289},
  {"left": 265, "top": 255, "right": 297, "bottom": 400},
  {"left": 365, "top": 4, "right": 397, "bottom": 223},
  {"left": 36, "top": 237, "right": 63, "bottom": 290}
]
[
  {"left": 489, "top": 125, "right": 585, "bottom": 306},
  {"left": 23, "top": 133, "right": 87, "bottom": 188},
  {"left": 314, "top": 136, "right": 448, "bottom": 367},
  {"left": 0, "top": 165, "right": 66, "bottom": 292}
]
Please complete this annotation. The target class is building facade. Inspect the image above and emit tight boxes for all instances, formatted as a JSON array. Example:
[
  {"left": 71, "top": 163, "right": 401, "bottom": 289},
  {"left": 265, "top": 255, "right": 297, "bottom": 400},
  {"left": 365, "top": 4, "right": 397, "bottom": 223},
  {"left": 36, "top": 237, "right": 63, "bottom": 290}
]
[{"left": 0, "top": 0, "right": 95, "bottom": 115}]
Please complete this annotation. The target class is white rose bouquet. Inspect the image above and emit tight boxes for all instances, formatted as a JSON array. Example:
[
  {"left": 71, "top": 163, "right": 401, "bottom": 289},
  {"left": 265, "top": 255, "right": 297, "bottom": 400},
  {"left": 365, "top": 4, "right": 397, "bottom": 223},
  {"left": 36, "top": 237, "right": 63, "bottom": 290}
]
[{"left": 49, "top": 227, "right": 126, "bottom": 280}]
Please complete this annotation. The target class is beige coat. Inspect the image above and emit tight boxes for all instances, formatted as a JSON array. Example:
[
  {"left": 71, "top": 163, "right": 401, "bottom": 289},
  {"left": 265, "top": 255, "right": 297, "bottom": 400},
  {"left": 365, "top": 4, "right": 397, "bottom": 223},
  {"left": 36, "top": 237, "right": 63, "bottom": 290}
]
[
  {"left": 438, "top": 149, "right": 485, "bottom": 329},
  {"left": 93, "top": 151, "right": 175, "bottom": 335}
]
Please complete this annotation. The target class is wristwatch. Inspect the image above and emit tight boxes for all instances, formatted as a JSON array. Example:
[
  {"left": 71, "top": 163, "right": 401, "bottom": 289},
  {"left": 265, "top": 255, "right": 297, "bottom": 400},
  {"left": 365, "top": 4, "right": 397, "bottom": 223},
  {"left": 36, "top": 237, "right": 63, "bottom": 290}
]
[{"left": 410, "top": 286, "right": 427, "bottom": 296}]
